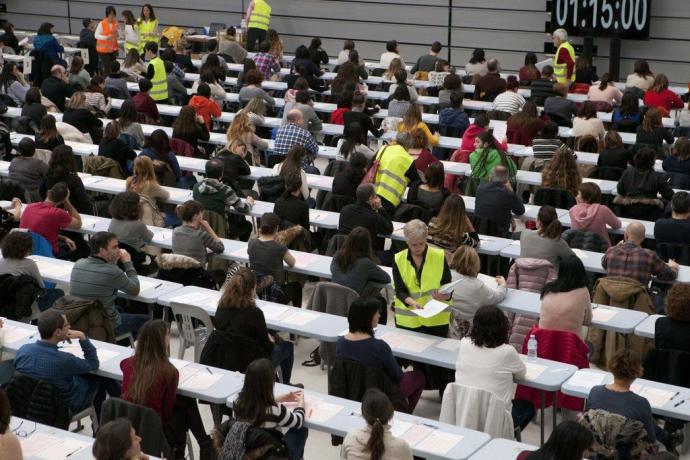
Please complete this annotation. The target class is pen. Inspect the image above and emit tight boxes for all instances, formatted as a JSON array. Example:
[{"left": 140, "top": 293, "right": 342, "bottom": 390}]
[
  {"left": 154, "top": 283, "right": 162, "bottom": 289},
  {"left": 206, "top": 367, "right": 213, "bottom": 374},
  {"left": 419, "top": 422, "right": 438, "bottom": 429},
  {"left": 674, "top": 400, "right": 685, "bottom": 407},
  {"left": 670, "top": 391, "right": 680, "bottom": 400}
]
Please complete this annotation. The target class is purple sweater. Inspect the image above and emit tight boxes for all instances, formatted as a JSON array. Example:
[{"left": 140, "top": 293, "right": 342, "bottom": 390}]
[{"left": 569, "top": 203, "right": 622, "bottom": 245}]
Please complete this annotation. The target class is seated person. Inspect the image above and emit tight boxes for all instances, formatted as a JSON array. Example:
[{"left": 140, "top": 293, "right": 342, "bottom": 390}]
[
  {"left": 516, "top": 421, "right": 592, "bottom": 460},
  {"left": 654, "top": 191, "right": 690, "bottom": 249},
  {"left": 215, "top": 268, "right": 295, "bottom": 385},
  {"left": 107, "top": 192, "right": 154, "bottom": 255},
  {"left": 171, "top": 200, "right": 225, "bottom": 267},
  {"left": 8, "top": 138, "right": 47, "bottom": 202},
  {"left": 192, "top": 159, "right": 254, "bottom": 242},
  {"left": 13, "top": 309, "right": 120, "bottom": 416},
  {"left": 454, "top": 305, "right": 535, "bottom": 430},
  {"left": 0, "top": 388, "right": 22, "bottom": 460},
  {"left": 92, "top": 419, "right": 148, "bottom": 460},
  {"left": 120, "top": 320, "right": 213, "bottom": 458},
  {"left": 332, "top": 152, "right": 367, "bottom": 199},
  {"left": 337, "top": 297, "right": 426, "bottom": 410},
  {"left": 274, "top": 174, "right": 309, "bottom": 232},
  {"left": 70, "top": 232, "right": 149, "bottom": 337},
  {"left": 569, "top": 182, "right": 621, "bottom": 246},
  {"left": 131, "top": 79, "right": 160, "bottom": 124},
  {"left": 338, "top": 183, "right": 394, "bottom": 252},
  {"left": 585, "top": 349, "right": 680, "bottom": 452},
  {"left": 655, "top": 283, "right": 690, "bottom": 352},
  {"left": 19, "top": 183, "right": 82, "bottom": 258}
]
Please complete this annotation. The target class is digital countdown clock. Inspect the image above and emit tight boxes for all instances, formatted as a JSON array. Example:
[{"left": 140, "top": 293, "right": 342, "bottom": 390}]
[{"left": 550, "top": 0, "right": 651, "bottom": 40}]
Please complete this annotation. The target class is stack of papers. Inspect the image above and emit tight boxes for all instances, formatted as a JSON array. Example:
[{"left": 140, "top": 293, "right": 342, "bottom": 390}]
[
  {"left": 592, "top": 307, "right": 618, "bottom": 323},
  {"left": 630, "top": 384, "right": 676, "bottom": 408},
  {"left": 176, "top": 364, "right": 223, "bottom": 390},
  {"left": 20, "top": 433, "right": 90, "bottom": 459},
  {"left": 380, "top": 331, "right": 434, "bottom": 353},
  {"left": 276, "top": 309, "right": 319, "bottom": 326}
]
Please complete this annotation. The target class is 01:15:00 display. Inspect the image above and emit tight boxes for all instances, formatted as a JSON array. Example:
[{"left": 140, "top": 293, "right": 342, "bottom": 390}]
[{"left": 554, "top": 0, "right": 648, "bottom": 30}]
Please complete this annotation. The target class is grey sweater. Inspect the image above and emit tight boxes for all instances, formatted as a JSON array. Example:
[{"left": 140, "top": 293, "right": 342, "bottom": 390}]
[
  {"left": 282, "top": 102, "right": 323, "bottom": 135},
  {"left": 519, "top": 229, "right": 574, "bottom": 270},
  {"left": 9, "top": 156, "right": 48, "bottom": 194},
  {"left": 107, "top": 219, "right": 154, "bottom": 251},
  {"left": 238, "top": 86, "right": 275, "bottom": 106},
  {"left": 69, "top": 256, "right": 140, "bottom": 326},
  {"left": 0, "top": 257, "right": 44, "bottom": 287},
  {"left": 172, "top": 225, "right": 225, "bottom": 266}
]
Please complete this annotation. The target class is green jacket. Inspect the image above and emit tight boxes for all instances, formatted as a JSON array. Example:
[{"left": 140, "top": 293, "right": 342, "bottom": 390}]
[{"left": 469, "top": 148, "right": 517, "bottom": 181}]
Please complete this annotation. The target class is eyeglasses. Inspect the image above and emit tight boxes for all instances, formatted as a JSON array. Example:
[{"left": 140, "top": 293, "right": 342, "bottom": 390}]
[{"left": 11, "top": 419, "right": 37, "bottom": 437}]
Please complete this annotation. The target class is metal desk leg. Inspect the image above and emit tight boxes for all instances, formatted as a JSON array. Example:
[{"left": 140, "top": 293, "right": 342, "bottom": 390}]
[
  {"left": 552, "top": 391, "right": 558, "bottom": 433},
  {"left": 624, "top": 334, "right": 630, "bottom": 349},
  {"left": 540, "top": 391, "right": 545, "bottom": 445}
]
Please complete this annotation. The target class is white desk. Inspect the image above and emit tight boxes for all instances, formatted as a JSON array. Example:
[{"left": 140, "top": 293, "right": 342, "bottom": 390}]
[
  {"left": 225, "top": 382, "right": 491, "bottom": 460},
  {"left": 468, "top": 438, "right": 536, "bottom": 460},
  {"left": 24, "top": 255, "right": 183, "bottom": 304},
  {"left": 1, "top": 319, "right": 244, "bottom": 404},
  {"left": 561, "top": 368, "right": 690, "bottom": 421},
  {"left": 12, "top": 416, "right": 95, "bottom": 460},
  {"left": 634, "top": 314, "right": 662, "bottom": 339}
]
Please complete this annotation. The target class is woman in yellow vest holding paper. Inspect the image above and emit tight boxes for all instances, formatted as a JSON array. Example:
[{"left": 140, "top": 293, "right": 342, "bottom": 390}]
[
  {"left": 245, "top": 0, "right": 271, "bottom": 52},
  {"left": 138, "top": 4, "right": 159, "bottom": 52}
]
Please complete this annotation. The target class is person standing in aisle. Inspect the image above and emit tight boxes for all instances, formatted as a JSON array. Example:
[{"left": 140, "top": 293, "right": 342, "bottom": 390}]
[
  {"left": 143, "top": 42, "right": 168, "bottom": 103},
  {"left": 551, "top": 28, "right": 575, "bottom": 86},
  {"left": 121, "top": 10, "right": 139, "bottom": 54},
  {"left": 137, "top": 4, "right": 159, "bottom": 53},
  {"left": 95, "top": 6, "right": 119, "bottom": 76},
  {"left": 245, "top": 0, "right": 271, "bottom": 52}
]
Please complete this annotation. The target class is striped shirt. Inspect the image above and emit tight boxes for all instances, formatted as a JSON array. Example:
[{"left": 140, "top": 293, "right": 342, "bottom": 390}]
[
  {"left": 260, "top": 403, "right": 305, "bottom": 432},
  {"left": 492, "top": 91, "right": 526, "bottom": 115},
  {"left": 532, "top": 138, "right": 563, "bottom": 160}
]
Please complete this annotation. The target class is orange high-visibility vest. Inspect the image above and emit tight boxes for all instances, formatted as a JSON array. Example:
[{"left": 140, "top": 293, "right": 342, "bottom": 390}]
[{"left": 96, "top": 19, "right": 118, "bottom": 54}]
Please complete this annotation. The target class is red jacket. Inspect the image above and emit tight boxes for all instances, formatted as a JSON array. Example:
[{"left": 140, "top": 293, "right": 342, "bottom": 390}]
[
  {"left": 515, "top": 325, "right": 589, "bottom": 411},
  {"left": 643, "top": 89, "right": 684, "bottom": 113},
  {"left": 189, "top": 95, "right": 221, "bottom": 130},
  {"left": 330, "top": 107, "right": 350, "bottom": 125},
  {"left": 132, "top": 92, "right": 160, "bottom": 124}
]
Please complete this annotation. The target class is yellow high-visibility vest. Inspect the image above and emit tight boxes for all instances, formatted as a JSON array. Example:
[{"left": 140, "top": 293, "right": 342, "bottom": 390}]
[
  {"left": 138, "top": 19, "right": 159, "bottom": 51},
  {"left": 149, "top": 56, "right": 168, "bottom": 101},
  {"left": 553, "top": 41, "right": 575, "bottom": 84},
  {"left": 373, "top": 145, "right": 413, "bottom": 208},
  {"left": 248, "top": 0, "right": 271, "bottom": 30},
  {"left": 393, "top": 246, "right": 450, "bottom": 329}
]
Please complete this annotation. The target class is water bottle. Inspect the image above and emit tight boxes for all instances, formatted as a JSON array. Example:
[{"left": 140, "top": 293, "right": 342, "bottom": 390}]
[{"left": 527, "top": 334, "right": 538, "bottom": 361}]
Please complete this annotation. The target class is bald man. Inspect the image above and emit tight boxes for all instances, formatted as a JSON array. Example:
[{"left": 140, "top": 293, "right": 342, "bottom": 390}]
[
  {"left": 271, "top": 108, "right": 319, "bottom": 167},
  {"left": 40, "top": 64, "right": 74, "bottom": 111},
  {"left": 601, "top": 221, "right": 678, "bottom": 286}
]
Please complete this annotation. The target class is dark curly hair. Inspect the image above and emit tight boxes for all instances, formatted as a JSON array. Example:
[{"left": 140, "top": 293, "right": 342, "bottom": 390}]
[
  {"left": 607, "top": 349, "right": 642, "bottom": 381},
  {"left": 469, "top": 305, "right": 510, "bottom": 348},
  {"left": 108, "top": 191, "right": 142, "bottom": 221},
  {"left": 665, "top": 283, "right": 690, "bottom": 322},
  {"left": 0, "top": 231, "right": 33, "bottom": 259}
]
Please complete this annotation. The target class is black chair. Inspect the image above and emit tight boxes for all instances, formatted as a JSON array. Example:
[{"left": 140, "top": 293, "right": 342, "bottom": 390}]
[
  {"left": 470, "top": 215, "right": 510, "bottom": 276},
  {"left": 591, "top": 166, "right": 625, "bottom": 181},
  {"left": 656, "top": 242, "right": 690, "bottom": 265},
  {"left": 563, "top": 229, "right": 609, "bottom": 253},
  {"left": 545, "top": 112, "right": 572, "bottom": 128}
]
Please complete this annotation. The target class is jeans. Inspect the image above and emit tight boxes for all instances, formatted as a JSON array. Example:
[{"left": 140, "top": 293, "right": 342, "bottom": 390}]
[
  {"left": 38, "top": 288, "right": 64, "bottom": 311},
  {"left": 115, "top": 312, "right": 151, "bottom": 338},
  {"left": 284, "top": 426, "right": 308, "bottom": 460},
  {"left": 81, "top": 374, "right": 121, "bottom": 418},
  {"left": 271, "top": 340, "right": 294, "bottom": 385}
]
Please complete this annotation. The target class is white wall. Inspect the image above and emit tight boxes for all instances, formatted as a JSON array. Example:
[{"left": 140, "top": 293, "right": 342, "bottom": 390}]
[{"left": 3, "top": 0, "right": 688, "bottom": 83}]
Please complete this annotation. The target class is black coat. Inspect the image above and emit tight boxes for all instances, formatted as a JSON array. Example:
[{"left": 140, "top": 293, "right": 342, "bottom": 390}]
[
  {"left": 6, "top": 373, "right": 70, "bottom": 429},
  {"left": 40, "top": 76, "right": 74, "bottom": 111},
  {"left": 0, "top": 274, "right": 42, "bottom": 320},
  {"left": 338, "top": 202, "right": 393, "bottom": 251},
  {"left": 200, "top": 329, "right": 269, "bottom": 374}
]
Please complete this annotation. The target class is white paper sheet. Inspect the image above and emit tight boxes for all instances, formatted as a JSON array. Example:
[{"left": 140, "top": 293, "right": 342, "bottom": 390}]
[
  {"left": 79, "top": 215, "right": 101, "bottom": 228},
  {"left": 438, "top": 278, "right": 465, "bottom": 295},
  {"left": 631, "top": 384, "right": 676, "bottom": 408},
  {"left": 511, "top": 240, "right": 521, "bottom": 246},
  {"left": 178, "top": 365, "right": 200, "bottom": 384},
  {"left": 20, "top": 432, "right": 63, "bottom": 457},
  {"left": 58, "top": 342, "right": 120, "bottom": 363},
  {"left": 231, "top": 247, "right": 249, "bottom": 259},
  {"left": 138, "top": 278, "right": 163, "bottom": 292},
  {"left": 99, "top": 178, "right": 127, "bottom": 190},
  {"left": 0, "top": 325, "right": 34, "bottom": 344},
  {"left": 435, "top": 339, "right": 461, "bottom": 352},
  {"left": 491, "top": 123, "right": 507, "bottom": 142},
  {"left": 592, "top": 307, "right": 618, "bottom": 323},
  {"left": 33, "top": 259, "right": 71, "bottom": 278},
  {"left": 307, "top": 401, "right": 344, "bottom": 422},
  {"left": 572, "top": 248, "right": 589, "bottom": 258},
  {"left": 416, "top": 431, "right": 463, "bottom": 454},
  {"left": 380, "top": 332, "right": 434, "bottom": 353},
  {"left": 412, "top": 299, "right": 449, "bottom": 319},
  {"left": 524, "top": 362, "right": 547, "bottom": 380},
  {"left": 36, "top": 437, "right": 90, "bottom": 459},
  {"left": 174, "top": 291, "right": 220, "bottom": 307},
  {"left": 535, "top": 58, "right": 552, "bottom": 71},
  {"left": 182, "top": 372, "right": 223, "bottom": 390},
  {"left": 583, "top": 178, "right": 602, "bottom": 185},
  {"left": 400, "top": 423, "right": 434, "bottom": 447},
  {"left": 293, "top": 252, "right": 318, "bottom": 267},
  {"left": 389, "top": 419, "right": 414, "bottom": 438},
  {"left": 567, "top": 370, "right": 607, "bottom": 389},
  {"left": 170, "top": 357, "right": 189, "bottom": 370}
]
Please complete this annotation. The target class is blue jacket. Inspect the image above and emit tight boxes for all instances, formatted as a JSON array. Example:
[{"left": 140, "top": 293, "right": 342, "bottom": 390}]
[
  {"left": 14, "top": 339, "right": 99, "bottom": 413},
  {"left": 439, "top": 107, "right": 470, "bottom": 133},
  {"left": 33, "top": 34, "right": 64, "bottom": 63}
]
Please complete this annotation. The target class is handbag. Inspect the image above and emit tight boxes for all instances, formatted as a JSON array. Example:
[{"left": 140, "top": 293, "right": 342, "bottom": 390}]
[{"left": 361, "top": 145, "right": 388, "bottom": 184}]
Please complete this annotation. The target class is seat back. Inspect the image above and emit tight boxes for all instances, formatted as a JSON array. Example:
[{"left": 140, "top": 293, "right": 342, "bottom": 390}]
[
  {"left": 563, "top": 229, "right": 609, "bottom": 252},
  {"left": 100, "top": 398, "right": 172, "bottom": 458},
  {"left": 6, "top": 373, "right": 70, "bottom": 429},
  {"left": 308, "top": 282, "right": 359, "bottom": 365},
  {"left": 440, "top": 382, "right": 515, "bottom": 440},
  {"left": 84, "top": 155, "right": 124, "bottom": 179},
  {"left": 533, "top": 187, "right": 576, "bottom": 209},
  {"left": 328, "top": 358, "right": 409, "bottom": 412},
  {"left": 545, "top": 112, "right": 572, "bottom": 127},
  {"left": 656, "top": 242, "right": 690, "bottom": 265},
  {"left": 579, "top": 408, "right": 652, "bottom": 460},
  {"left": 170, "top": 302, "right": 215, "bottom": 362},
  {"left": 591, "top": 166, "right": 625, "bottom": 181}
]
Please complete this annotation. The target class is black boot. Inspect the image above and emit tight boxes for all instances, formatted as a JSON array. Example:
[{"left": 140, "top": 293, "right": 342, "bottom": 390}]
[{"left": 199, "top": 435, "right": 217, "bottom": 460}]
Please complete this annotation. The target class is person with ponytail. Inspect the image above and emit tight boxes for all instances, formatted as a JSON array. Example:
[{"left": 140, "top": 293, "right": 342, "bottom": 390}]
[
  {"left": 216, "top": 268, "right": 295, "bottom": 386},
  {"left": 341, "top": 388, "right": 413, "bottom": 460},
  {"left": 120, "top": 320, "right": 214, "bottom": 459},
  {"left": 587, "top": 72, "right": 623, "bottom": 106},
  {"left": 519, "top": 205, "right": 574, "bottom": 270},
  {"left": 468, "top": 131, "right": 517, "bottom": 192}
]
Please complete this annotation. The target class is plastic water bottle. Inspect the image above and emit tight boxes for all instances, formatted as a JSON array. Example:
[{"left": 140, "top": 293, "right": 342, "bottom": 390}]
[{"left": 527, "top": 334, "right": 538, "bottom": 361}]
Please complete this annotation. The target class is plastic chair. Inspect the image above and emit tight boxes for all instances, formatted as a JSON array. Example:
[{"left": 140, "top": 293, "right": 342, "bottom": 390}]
[{"left": 170, "top": 302, "right": 215, "bottom": 363}]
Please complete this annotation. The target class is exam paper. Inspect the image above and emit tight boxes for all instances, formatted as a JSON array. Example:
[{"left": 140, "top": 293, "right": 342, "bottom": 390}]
[
  {"left": 138, "top": 278, "right": 162, "bottom": 292},
  {"left": 416, "top": 431, "right": 463, "bottom": 454},
  {"left": 58, "top": 342, "right": 120, "bottom": 363},
  {"left": 293, "top": 252, "right": 317, "bottom": 267},
  {"left": 631, "top": 384, "right": 675, "bottom": 408},
  {"left": 567, "top": 370, "right": 607, "bottom": 389},
  {"left": 36, "top": 437, "right": 90, "bottom": 460},
  {"left": 20, "top": 432, "right": 64, "bottom": 457},
  {"left": 435, "top": 339, "right": 461, "bottom": 352},
  {"left": 572, "top": 248, "right": 589, "bottom": 258},
  {"left": 79, "top": 215, "right": 101, "bottom": 228},
  {"left": 380, "top": 332, "right": 434, "bottom": 353},
  {"left": 183, "top": 372, "right": 222, "bottom": 390},
  {"left": 398, "top": 423, "right": 434, "bottom": 447},
  {"left": 32, "top": 259, "right": 71, "bottom": 278},
  {"left": 491, "top": 123, "right": 507, "bottom": 142},
  {"left": 524, "top": 362, "right": 547, "bottom": 380},
  {"left": 307, "top": 401, "right": 344, "bottom": 422},
  {"left": 412, "top": 299, "right": 449, "bottom": 319},
  {"left": 174, "top": 291, "right": 221, "bottom": 307},
  {"left": 260, "top": 303, "right": 290, "bottom": 320},
  {"left": 0, "top": 325, "right": 34, "bottom": 344}
]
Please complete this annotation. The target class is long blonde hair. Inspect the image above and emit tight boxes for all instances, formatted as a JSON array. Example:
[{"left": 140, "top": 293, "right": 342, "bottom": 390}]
[
  {"left": 126, "top": 156, "right": 159, "bottom": 193},
  {"left": 383, "top": 58, "right": 404, "bottom": 80},
  {"left": 65, "top": 91, "right": 89, "bottom": 110},
  {"left": 123, "top": 320, "right": 176, "bottom": 406},
  {"left": 227, "top": 112, "right": 253, "bottom": 146},
  {"left": 401, "top": 104, "right": 422, "bottom": 131},
  {"left": 242, "top": 96, "right": 265, "bottom": 117}
]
